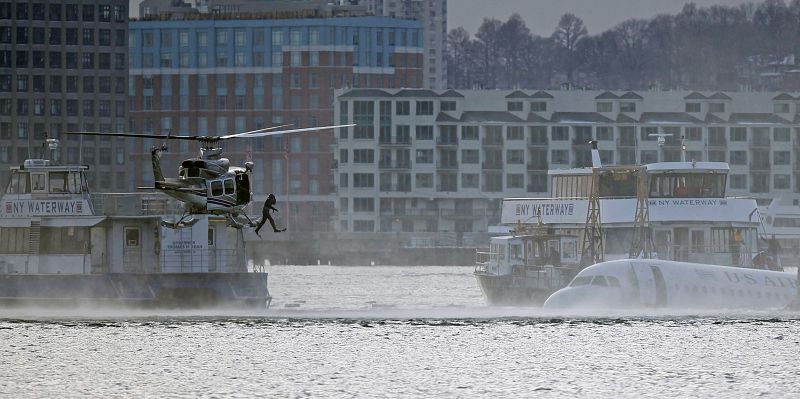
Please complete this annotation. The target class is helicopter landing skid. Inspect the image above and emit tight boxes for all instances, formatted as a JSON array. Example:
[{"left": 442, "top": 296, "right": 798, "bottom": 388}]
[
  {"left": 226, "top": 213, "right": 258, "bottom": 229},
  {"left": 160, "top": 214, "right": 198, "bottom": 229}
]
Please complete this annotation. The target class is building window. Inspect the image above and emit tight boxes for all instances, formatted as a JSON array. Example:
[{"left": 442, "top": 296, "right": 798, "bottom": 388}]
[
  {"left": 551, "top": 126, "right": 568, "bottom": 141},
  {"left": 416, "top": 173, "right": 433, "bottom": 188},
  {"left": 507, "top": 174, "right": 524, "bottom": 189},
  {"left": 685, "top": 127, "right": 702, "bottom": 141},
  {"left": 729, "top": 150, "right": 746, "bottom": 165},
  {"left": 530, "top": 101, "right": 547, "bottom": 112},
  {"left": 507, "top": 101, "right": 523, "bottom": 111},
  {"left": 596, "top": 102, "right": 612, "bottom": 112},
  {"left": 395, "top": 101, "right": 410, "bottom": 115},
  {"left": 440, "top": 101, "right": 456, "bottom": 111},
  {"left": 620, "top": 102, "right": 636, "bottom": 112},
  {"left": 415, "top": 126, "right": 433, "bottom": 140},
  {"left": 774, "top": 127, "right": 790, "bottom": 142},
  {"left": 416, "top": 101, "right": 433, "bottom": 115},
  {"left": 774, "top": 151, "right": 790, "bottom": 165},
  {"left": 551, "top": 150, "right": 569, "bottom": 164},
  {"left": 685, "top": 102, "right": 701, "bottom": 113},
  {"left": 729, "top": 127, "right": 746, "bottom": 141},
  {"left": 773, "top": 103, "right": 790, "bottom": 113},
  {"left": 506, "top": 126, "right": 524, "bottom": 140},
  {"left": 507, "top": 149, "right": 524, "bottom": 164},
  {"left": 709, "top": 102, "right": 725, "bottom": 113}
]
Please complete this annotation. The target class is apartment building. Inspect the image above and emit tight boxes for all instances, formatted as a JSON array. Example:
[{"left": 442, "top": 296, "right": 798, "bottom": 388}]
[
  {"left": 128, "top": 2, "right": 423, "bottom": 232},
  {"left": 358, "top": 0, "right": 447, "bottom": 89},
  {"left": 334, "top": 88, "right": 800, "bottom": 243},
  {"left": 0, "top": 0, "right": 129, "bottom": 191}
]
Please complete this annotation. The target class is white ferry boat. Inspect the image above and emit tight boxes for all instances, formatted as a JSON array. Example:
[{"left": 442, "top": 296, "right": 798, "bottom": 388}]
[
  {"left": 475, "top": 156, "right": 764, "bottom": 306},
  {"left": 0, "top": 158, "right": 271, "bottom": 308}
]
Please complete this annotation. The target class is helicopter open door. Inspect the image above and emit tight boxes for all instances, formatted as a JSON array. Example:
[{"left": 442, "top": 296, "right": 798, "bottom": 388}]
[{"left": 235, "top": 173, "right": 250, "bottom": 206}]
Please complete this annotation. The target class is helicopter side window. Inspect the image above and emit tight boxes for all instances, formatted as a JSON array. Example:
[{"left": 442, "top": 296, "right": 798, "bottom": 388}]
[
  {"left": 211, "top": 181, "right": 223, "bottom": 196},
  {"left": 224, "top": 179, "right": 234, "bottom": 195},
  {"left": 188, "top": 168, "right": 200, "bottom": 178}
]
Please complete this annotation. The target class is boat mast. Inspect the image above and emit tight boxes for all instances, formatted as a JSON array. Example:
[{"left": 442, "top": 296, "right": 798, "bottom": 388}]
[
  {"left": 628, "top": 167, "right": 655, "bottom": 258},
  {"left": 580, "top": 141, "right": 604, "bottom": 267}
]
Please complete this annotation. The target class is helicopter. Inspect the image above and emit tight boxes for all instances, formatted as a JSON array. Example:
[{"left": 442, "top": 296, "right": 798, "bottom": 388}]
[{"left": 66, "top": 123, "right": 353, "bottom": 228}]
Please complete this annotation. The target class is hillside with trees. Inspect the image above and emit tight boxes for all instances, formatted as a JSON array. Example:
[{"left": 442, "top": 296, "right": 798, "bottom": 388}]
[{"left": 446, "top": 0, "right": 800, "bottom": 91}]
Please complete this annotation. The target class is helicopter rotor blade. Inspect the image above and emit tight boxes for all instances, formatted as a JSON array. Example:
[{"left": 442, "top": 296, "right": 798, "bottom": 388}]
[
  {"left": 65, "top": 131, "right": 199, "bottom": 140},
  {"left": 219, "top": 124, "right": 293, "bottom": 140},
  {"left": 233, "top": 124, "right": 356, "bottom": 138}
]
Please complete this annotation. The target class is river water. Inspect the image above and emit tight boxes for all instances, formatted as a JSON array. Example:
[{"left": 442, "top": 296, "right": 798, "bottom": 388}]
[{"left": 3, "top": 265, "right": 800, "bottom": 398}]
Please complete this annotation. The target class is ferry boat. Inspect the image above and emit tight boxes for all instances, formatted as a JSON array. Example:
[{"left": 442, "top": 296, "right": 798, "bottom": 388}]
[
  {"left": 0, "top": 158, "right": 271, "bottom": 308},
  {"left": 475, "top": 153, "right": 765, "bottom": 306}
]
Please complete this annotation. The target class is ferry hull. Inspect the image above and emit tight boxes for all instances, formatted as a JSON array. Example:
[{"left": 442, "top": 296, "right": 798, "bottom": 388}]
[
  {"left": 0, "top": 273, "right": 271, "bottom": 309},
  {"left": 474, "top": 273, "right": 556, "bottom": 306}
]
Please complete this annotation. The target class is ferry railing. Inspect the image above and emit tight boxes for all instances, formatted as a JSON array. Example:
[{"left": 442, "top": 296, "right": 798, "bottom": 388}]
[{"left": 159, "top": 249, "right": 247, "bottom": 273}]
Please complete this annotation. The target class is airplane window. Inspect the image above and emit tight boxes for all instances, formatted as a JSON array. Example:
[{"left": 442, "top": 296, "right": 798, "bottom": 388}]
[
  {"left": 570, "top": 276, "right": 592, "bottom": 287},
  {"left": 224, "top": 179, "right": 234, "bottom": 195},
  {"left": 607, "top": 276, "right": 620, "bottom": 287},
  {"left": 591, "top": 276, "right": 608, "bottom": 286},
  {"left": 211, "top": 181, "right": 223, "bottom": 196}
]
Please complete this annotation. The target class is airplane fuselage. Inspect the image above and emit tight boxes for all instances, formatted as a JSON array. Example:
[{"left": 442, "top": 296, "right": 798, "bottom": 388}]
[{"left": 544, "top": 259, "right": 797, "bottom": 310}]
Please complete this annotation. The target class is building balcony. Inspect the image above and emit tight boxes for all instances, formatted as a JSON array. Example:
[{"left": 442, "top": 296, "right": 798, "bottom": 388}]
[
  {"left": 379, "top": 184, "right": 412, "bottom": 193},
  {"left": 749, "top": 162, "right": 771, "bottom": 171},
  {"left": 378, "top": 136, "right": 411, "bottom": 146},
  {"left": 572, "top": 137, "right": 593, "bottom": 146},
  {"left": 481, "top": 138, "right": 504, "bottom": 146},
  {"left": 527, "top": 138, "right": 548, "bottom": 146},
  {"left": 379, "top": 208, "right": 438, "bottom": 218},
  {"left": 379, "top": 160, "right": 411, "bottom": 169},
  {"left": 436, "top": 138, "right": 459, "bottom": 146},
  {"left": 616, "top": 138, "right": 636, "bottom": 147},
  {"left": 481, "top": 162, "right": 503, "bottom": 170},
  {"left": 436, "top": 162, "right": 459, "bottom": 170},
  {"left": 527, "top": 161, "right": 549, "bottom": 170},
  {"left": 750, "top": 138, "right": 771, "bottom": 147},
  {"left": 439, "top": 208, "right": 487, "bottom": 218}
]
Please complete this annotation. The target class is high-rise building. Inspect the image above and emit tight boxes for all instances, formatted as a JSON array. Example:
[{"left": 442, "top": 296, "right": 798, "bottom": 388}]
[
  {"left": 128, "top": 1, "right": 423, "bottom": 231},
  {"left": 334, "top": 88, "right": 800, "bottom": 246},
  {"left": 0, "top": 1, "right": 130, "bottom": 191},
  {"left": 358, "top": 0, "right": 447, "bottom": 89}
]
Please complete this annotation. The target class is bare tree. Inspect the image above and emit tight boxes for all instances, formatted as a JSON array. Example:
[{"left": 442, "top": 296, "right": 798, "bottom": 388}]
[
  {"left": 552, "top": 13, "right": 588, "bottom": 86},
  {"left": 475, "top": 18, "right": 503, "bottom": 89}
]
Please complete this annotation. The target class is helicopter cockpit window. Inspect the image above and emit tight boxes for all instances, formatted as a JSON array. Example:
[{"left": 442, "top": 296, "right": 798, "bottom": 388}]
[
  {"left": 187, "top": 168, "right": 200, "bottom": 178},
  {"left": 224, "top": 179, "right": 234, "bottom": 195},
  {"left": 211, "top": 181, "right": 223, "bottom": 196}
]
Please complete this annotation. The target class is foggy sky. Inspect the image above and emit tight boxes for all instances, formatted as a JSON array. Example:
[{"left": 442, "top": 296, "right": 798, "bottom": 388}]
[{"left": 448, "top": 0, "right": 754, "bottom": 36}]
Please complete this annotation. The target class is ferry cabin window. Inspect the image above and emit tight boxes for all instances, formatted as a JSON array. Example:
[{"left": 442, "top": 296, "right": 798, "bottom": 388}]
[
  {"left": 224, "top": 179, "right": 234, "bottom": 195},
  {"left": 67, "top": 172, "right": 82, "bottom": 193},
  {"left": 31, "top": 172, "right": 46, "bottom": 192},
  {"left": 49, "top": 172, "right": 68, "bottom": 193},
  {"left": 510, "top": 243, "right": 522, "bottom": 260},
  {"left": 0, "top": 227, "right": 28, "bottom": 254},
  {"left": 598, "top": 171, "right": 637, "bottom": 198},
  {"left": 125, "top": 228, "right": 139, "bottom": 247},
  {"left": 7, "top": 172, "right": 30, "bottom": 193},
  {"left": 211, "top": 181, "right": 223, "bottom": 196},
  {"left": 649, "top": 173, "right": 725, "bottom": 198},
  {"left": 40, "top": 227, "right": 89, "bottom": 254}
]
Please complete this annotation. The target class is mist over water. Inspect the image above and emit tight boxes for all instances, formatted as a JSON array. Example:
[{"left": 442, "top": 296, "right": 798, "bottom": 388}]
[{"left": 3, "top": 265, "right": 800, "bottom": 397}]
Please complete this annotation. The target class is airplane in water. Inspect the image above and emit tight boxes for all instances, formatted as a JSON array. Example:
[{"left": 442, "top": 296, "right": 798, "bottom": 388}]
[
  {"left": 67, "top": 123, "right": 353, "bottom": 228},
  {"left": 543, "top": 259, "right": 797, "bottom": 310}
]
